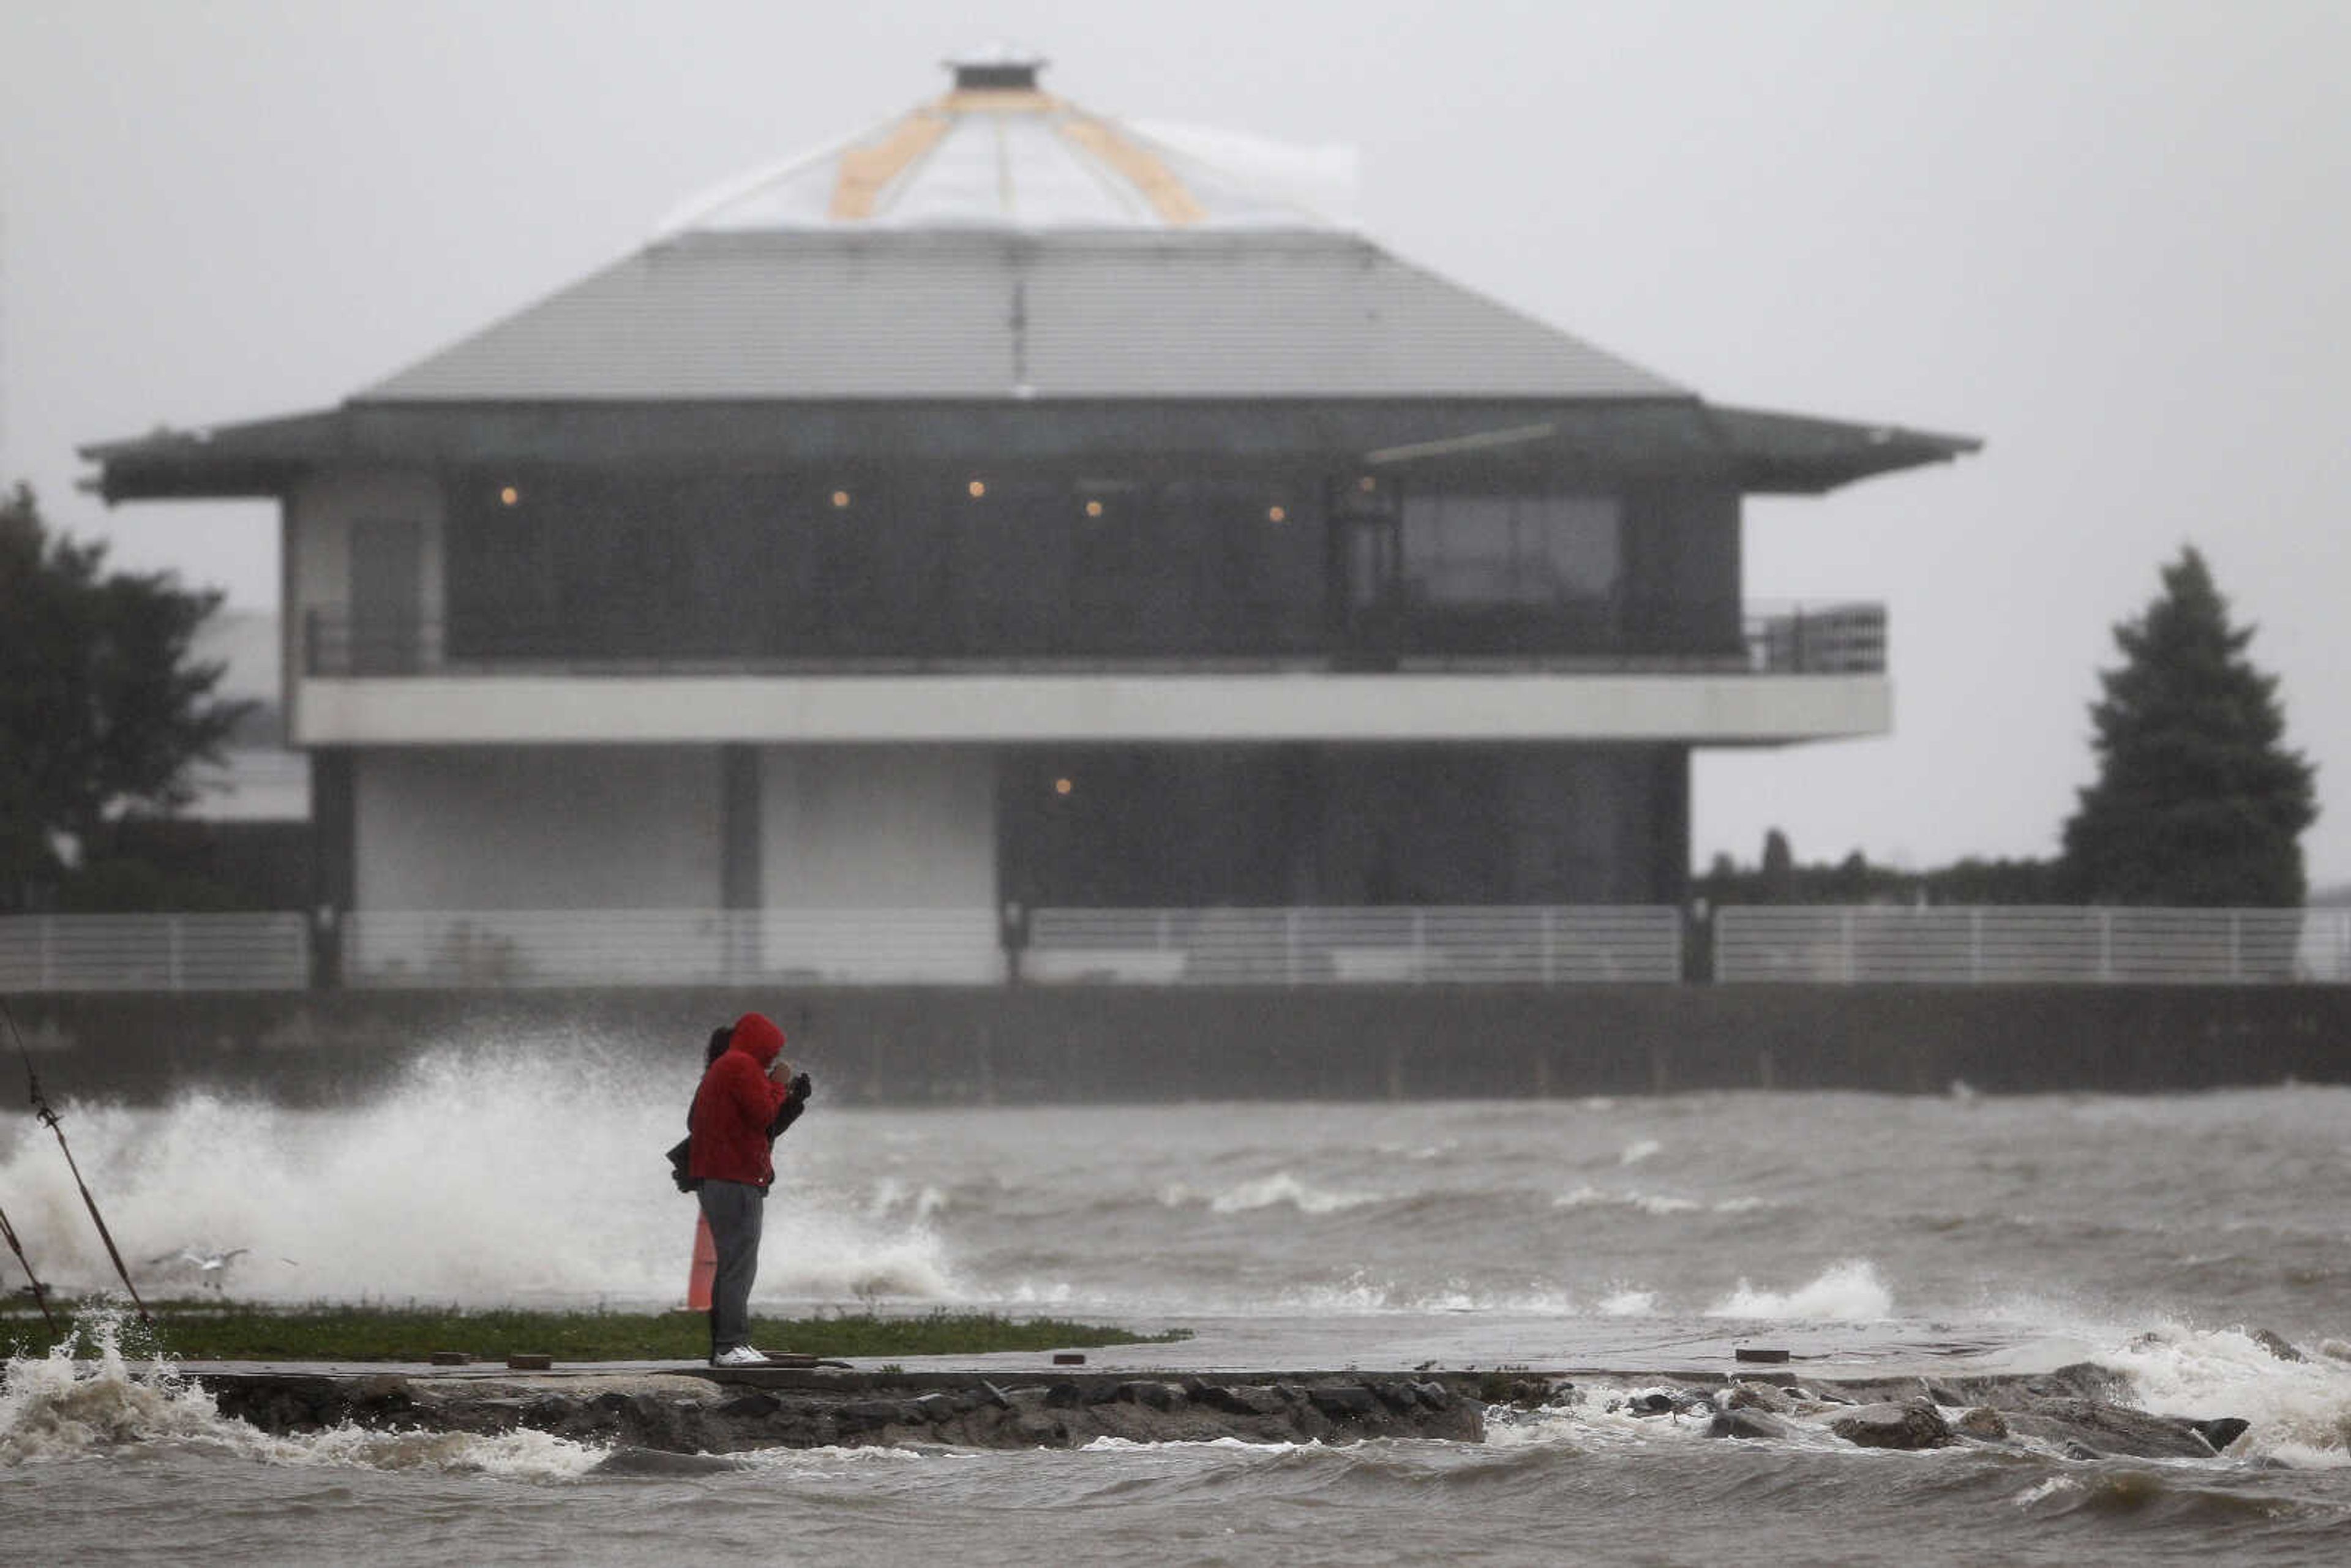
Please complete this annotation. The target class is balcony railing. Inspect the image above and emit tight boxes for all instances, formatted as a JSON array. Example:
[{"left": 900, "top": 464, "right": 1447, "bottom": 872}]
[
  {"left": 1741, "top": 602, "right": 1884, "bottom": 675},
  {"left": 302, "top": 602, "right": 1888, "bottom": 678}
]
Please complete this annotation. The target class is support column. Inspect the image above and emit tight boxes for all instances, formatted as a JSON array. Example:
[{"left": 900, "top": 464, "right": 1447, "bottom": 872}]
[
  {"left": 1649, "top": 744, "right": 1691, "bottom": 908},
  {"left": 719, "top": 745, "right": 762, "bottom": 909},
  {"left": 720, "top": 745, "right": 762, "bottom": 981},
  {"left": 309, "top": 748, "right": 355, "bottom": 989}
]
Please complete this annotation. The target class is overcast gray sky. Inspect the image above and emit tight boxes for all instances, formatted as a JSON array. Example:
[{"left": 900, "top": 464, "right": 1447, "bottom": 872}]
[{"left": 6, "top": 0, "right": 2345, "bottom": 889}]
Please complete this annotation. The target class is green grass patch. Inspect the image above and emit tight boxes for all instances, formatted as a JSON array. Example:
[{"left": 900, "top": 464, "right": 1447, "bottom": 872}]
[{"left": 1, "top": 1300, "right": 1189, "bottom": 1364}]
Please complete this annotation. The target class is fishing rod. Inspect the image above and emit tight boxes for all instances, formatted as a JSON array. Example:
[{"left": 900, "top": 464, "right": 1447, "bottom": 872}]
[
  {"left": 2, "top": 995, "right": 149, "bottom": 1322},
  {"left": 0, "top": 1198, "right": 58, "bottom": 1335}
]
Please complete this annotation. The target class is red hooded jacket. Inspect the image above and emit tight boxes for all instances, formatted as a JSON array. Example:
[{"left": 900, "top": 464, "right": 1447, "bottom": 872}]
[{"left": 688, "top": 1013, "right": 792, "bottom": 1187}]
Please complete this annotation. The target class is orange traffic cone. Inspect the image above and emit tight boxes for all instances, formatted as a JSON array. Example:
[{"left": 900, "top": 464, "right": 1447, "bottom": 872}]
[{"left": 686, "top": 1212, "right": 716, "bottom": 1311}]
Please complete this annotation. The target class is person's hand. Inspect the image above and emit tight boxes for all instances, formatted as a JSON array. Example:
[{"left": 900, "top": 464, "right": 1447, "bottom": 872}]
[{"left": 789, "top": 1071, "right": 813, "bottom": 1101}]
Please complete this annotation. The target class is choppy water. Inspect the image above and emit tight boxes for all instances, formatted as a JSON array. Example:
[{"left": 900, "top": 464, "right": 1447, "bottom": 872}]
[{"left": 5, "top": 1037, "right": 2351, "bottom": 1564}]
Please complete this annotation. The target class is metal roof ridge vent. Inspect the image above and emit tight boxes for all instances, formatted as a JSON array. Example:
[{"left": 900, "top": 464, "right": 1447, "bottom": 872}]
[{"left": 945, "top": 44, "right": 1046, "bottom": 94}]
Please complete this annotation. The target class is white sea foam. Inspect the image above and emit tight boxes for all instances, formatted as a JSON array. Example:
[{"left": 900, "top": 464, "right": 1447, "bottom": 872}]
[
  {"left": 2102, "top": 1324, "right": 2351, "bottom": 1465},
  {"left": 1597, "top": 1288, "right": 1659, "bottom": 1316},
  {"left": 2014, "top": 1476, "right": 2079, "bottom": 1507},
  {"left": 1618, "top": 1139, "right": 1662, "bottom": 1166},
  {"left": 1081, "top": 1435, "right": 1300, "bottom": 1452},
  {"left": 1267, "top": 1272, "right": 1576, "bottom": 1316},
  {"left": 1552, "top": 1185, "right": 1765, "bottom": 1218},
  {"left": 1708, "top": 1259, "right": 1894, "bottom": 1322},
  {"left": 1553, "top": 1185, "right": 1701, "bottom": 1216},
  {"left": 1158, "top": 1172, "right": 1380, "bottom": 1215}
]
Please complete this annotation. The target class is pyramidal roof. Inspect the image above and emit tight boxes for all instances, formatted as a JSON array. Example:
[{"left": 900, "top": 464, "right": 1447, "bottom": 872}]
[
  {"left": 656, "top": 48, "right": 1363, "bottom": 235},
  {"left": 361, "top": 54, "right": 1690, "bottom": 405}
]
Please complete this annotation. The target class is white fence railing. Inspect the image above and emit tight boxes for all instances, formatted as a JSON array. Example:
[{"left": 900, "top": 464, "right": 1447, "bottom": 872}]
[
  {"left": 7, "top": 905, "right": 2347, "bottom": 992},
  {"left": 341, "top": 909, "right": 1003, "bottom": 988},
  {"left": 1714, "top": 906, "right": 2351, "bottom": 985},
  {"left": 1024, "top": 906, "right": 1685, "bottom": 985},
  {"left": 0, "top": 913, "right": 311, "bottom": 992}
]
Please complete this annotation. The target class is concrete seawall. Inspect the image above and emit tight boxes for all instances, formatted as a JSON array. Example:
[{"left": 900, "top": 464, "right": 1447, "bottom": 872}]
[{"left": 10, "top": 983, "right": 2350, "bottom": 1105}]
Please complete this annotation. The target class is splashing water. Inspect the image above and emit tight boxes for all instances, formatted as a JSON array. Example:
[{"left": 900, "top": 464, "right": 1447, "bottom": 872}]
[
  {"left": 1708, "top": 1259, "right": 1895, "bottom": 1322},
  {"left": 0, "top": 1034, "right": 955, "bottom": 1308},
  {"left": 0, "top": 1306, "right": 607, "bottom": 1477}
]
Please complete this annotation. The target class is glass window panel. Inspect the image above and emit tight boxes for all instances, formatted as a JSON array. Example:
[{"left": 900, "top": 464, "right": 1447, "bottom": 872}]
[
  {"left": 1403, "top": 492, "right": 1619, "bottom": 607},
  {"left": 1524, "top": 495, "right": 1621, "bottom": 602}
]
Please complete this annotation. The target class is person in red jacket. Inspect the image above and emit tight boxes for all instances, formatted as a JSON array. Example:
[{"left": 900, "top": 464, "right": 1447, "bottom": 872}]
[{"left": 688, "top": 1011, "right": 808, "bottom": 1367}]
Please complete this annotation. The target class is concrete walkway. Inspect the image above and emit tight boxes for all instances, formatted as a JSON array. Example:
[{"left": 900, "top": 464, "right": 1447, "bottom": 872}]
[{"left": 160, "top": 1313, "right": 2094, "bottom": 1387}]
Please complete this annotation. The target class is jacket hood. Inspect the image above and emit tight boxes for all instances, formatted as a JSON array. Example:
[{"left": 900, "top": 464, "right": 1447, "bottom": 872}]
[{"left": 730, "top": 1011, "right": 787, "bottom": 1068}]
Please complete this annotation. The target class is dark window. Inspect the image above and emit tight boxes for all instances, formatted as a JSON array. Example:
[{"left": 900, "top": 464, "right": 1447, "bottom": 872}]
[{"left": 1401, "top": 493, "right": 1621, "bottom": 609}]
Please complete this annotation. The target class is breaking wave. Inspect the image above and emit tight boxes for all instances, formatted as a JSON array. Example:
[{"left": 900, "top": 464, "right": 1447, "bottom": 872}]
[
  {"left": 1707, "top": 1259, "right": 1895, "bottom": 1322},
  {"left": 0, "top": 1309, "right": 604, "bottom": 1480},
  {"left": 1158, "top": 1172, "right": 1382, "bottom": 1215},
  {"left": 0, "top": 1038, "right": 958, "bottom": 1308}
]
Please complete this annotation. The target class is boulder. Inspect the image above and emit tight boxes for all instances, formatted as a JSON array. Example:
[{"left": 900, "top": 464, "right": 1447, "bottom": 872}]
[
  {"left": 1009, "top": 1409, "right": 1069, "bottom": 1446},
  {"left": 1831, "top": 1401, "right": 1953, "bottom": 1450},
  {"left": 593, "top": 1446, "right": 746, "bottom": 1476},
  {"left": 2003, "top": 1400, "right": 2215, "bottom": 1460},
  {"left": 1725, "top": 1382, "right": 1793, "bottom": 1414},
  {"left": 2020, "top": 1362, "right": 2129, "bottom": 1404},
  {"left": 834, "top": 1399, "right": 918, "bottom": 1430},
  {"left": 1954, "top": 1406, "right": 2009, "bottom": 1441},
  {"left": 2250, "top": 1329, "right": 2306, "bottom": 1364},
  {"left": 1192, "top": 1382, "right": 1286, "bottom": 1417},
  {"left": 1307, "top": 1384, "right": 1379, "bottom": 1419},
  {"left": 2193, "top": 1417, "right": 2250, "bottom": 1454},
  {"left": 1707, "top": 1408, "right": 1796, "bottom": 1441},
  {"left": 1114, "top": 1381, "right": 1179, "bottom": 1411}
]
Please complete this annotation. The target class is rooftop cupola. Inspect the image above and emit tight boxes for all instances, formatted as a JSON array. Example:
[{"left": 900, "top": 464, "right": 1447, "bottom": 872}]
[
  {"left": 649, "top": 48, "right": 1362, "bottom": 234},
  {"left": 945, "top": 46, "right": 1047, "bottom": 94}
]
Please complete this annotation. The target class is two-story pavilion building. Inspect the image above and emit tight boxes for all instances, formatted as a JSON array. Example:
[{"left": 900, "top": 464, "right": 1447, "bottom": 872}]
[{"left": 84, "top": 54, "right": 1976, "bottom": 981}]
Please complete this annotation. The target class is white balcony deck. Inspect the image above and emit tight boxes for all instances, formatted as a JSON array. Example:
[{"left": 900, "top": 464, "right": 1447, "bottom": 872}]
[{"left": 292, "top": 670, "right": 1891, "bottom": 746}]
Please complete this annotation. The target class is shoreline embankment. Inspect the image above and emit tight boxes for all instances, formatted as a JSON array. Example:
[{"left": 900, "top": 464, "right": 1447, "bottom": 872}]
[
  {"left": 9, "top": 983, "right": 2349, "bottom": 1105},
  {"left": 167, "top": 1359, "right": 2256, "bottom": 1465}
]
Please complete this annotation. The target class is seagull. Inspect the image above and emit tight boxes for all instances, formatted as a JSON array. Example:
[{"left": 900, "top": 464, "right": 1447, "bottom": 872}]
[{"left": 149, "top": 1247, "right": 251, "bottom": 1290}]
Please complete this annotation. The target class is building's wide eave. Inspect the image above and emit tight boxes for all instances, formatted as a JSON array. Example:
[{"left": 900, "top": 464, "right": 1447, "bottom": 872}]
[{"left": 81, "top": 394, "right": 1977, "bottom": 503}]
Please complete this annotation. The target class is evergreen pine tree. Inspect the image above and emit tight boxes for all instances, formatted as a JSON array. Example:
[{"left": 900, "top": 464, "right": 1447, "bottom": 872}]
[{"left": 2060, "top": 546, "right": 2317, "bottom": 906}]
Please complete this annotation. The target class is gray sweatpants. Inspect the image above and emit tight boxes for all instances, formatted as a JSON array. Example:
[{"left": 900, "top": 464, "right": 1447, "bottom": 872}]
[{"left": 697, "top": 1179, "right": 766, "bottom": 1354}]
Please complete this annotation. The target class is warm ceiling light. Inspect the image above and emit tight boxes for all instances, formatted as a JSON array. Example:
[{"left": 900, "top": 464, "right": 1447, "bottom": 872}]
[
  {"left": 968, "top": 479, "right": 987, "bottom": 498},
  {"left": 1267, "top": 505, "right": 1287, "bottom": 523},
  {"left": 830, "top": 490, "right": 852, "bottom": 509},
  {"left": 1084, "top": 499, "right": 1104, "bottom": 519},
  {"left": 498, "top": 485, "right": 520, "bottom": 506},
  {"left": 1053, "top": 777, "right": 1073, "bottom": 796}
]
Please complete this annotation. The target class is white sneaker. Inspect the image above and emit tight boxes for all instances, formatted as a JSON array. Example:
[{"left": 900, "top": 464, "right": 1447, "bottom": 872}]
[{"left": 710, "top": 1345, "right": 772, "bottom": 1368}]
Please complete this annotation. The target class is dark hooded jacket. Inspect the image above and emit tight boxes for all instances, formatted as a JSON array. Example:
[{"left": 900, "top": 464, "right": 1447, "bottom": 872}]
[{"left": 688, "top": 1013, "right": 792, "bottom": 1187}]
